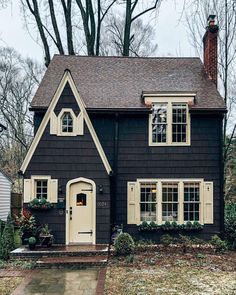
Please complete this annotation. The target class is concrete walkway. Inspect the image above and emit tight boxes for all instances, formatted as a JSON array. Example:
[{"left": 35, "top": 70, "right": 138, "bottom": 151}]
[{"left": 12, "top": 269, "right": 99, "bottom": 295}]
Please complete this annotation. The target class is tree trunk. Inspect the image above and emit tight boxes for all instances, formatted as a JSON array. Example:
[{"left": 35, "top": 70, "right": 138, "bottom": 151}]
[
  {"left": 123, "top": 0, "right": 132, "bottom": 56},
  {"left": 48, "top": 0, "right": 64, "bottom": 55},
  {"left": 61, "top": 0, "right": 75, "bottom": 55},
  {"left": 26, "top": 0, "right": 51, "bottom": 66}
]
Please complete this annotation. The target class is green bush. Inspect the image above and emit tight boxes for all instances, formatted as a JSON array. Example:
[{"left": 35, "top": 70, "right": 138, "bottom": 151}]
[
  {"left": 0, "top": 215, "right": 15, "bottom": 260},
  {"left": 114, "top": 233, "right": 134, "bottom": 256},
  {"left": 210, "top": 235, "right": 228, "bottom": 253},
  {"left": 225, "top": 202, "right": 236, "bottom": 250},
  {"left": 125, "top": 254, "right": 134, "bottom": 263},
  {"left": 160, "top": 234, "right": 173, "bottom": 246}
]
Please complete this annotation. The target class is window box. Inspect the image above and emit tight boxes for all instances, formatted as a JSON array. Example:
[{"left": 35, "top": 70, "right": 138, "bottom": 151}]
[
  {"left": 138, "top": 221, "right": 160, "bottom": 232},
  {"left": 28, "top": 197, "right": 54, "bottom": 211},
  {"left": 138, "top": 221, "right": 204, "bottom": 232}
]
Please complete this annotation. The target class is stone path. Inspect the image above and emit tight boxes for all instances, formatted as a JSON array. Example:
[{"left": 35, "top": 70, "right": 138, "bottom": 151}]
[{"left": 11, "top": 269, "right": 100, "bottom": 295}]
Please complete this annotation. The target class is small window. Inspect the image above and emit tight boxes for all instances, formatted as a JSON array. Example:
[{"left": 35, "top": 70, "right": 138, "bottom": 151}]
[
  {"left": 76, "top": 193, "right": 86, "bottom": 206},
  {"left": 61, "top": 112, "right": 73, "bottom": 133},
  {"left": 184, "top": 183, "right": 200, "bottom": 221},
  {"left": 36, "top": 180, "right": 48, "bottom": 199},
  {"left": 140, "top": 182, "right": 157, "bottom": 222},
  {"left": 162, "top": 183, "right": 178, "bottom": 222},
  {"left": 172, "top": 104, "right": 187, "bottom": 143}
]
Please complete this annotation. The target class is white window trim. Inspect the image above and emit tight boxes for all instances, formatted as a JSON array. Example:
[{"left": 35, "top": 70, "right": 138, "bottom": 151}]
[
  {"left": 147, "top": 96, "right": 193, "bottom": 146},
  {"left": 57, "top": 108, "right": 82, "bottom": 136},
  {"left": 136, "top": 178, "right": 204, "bottom": 225},
  {"left": 31, "top": 175, "right": 51, "bottom": 201}
]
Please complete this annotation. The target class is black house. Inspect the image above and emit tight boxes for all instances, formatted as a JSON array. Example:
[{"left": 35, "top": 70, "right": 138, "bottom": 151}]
[{"left": 21, "top": 16, "right": 226, "bottom": 245}]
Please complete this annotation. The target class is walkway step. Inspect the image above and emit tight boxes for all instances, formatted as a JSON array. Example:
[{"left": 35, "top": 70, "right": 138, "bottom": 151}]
[
  {"left": 11, "top": 245, "right": 109, "bottom": 259},
  {"left": 36, "top": 255, "right": 108, "bottom": 269}
]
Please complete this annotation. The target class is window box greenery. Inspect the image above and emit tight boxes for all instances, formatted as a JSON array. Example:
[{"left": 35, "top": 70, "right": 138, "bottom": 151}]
[
  {"left": 138, "top": 221, "right": 203, "bottom": 232},
  {"left": 138, "top": 221, "right": 160, "bottom": 232},
  {"left": 28, "top": 198, "right": 54, "bottom": 210}
]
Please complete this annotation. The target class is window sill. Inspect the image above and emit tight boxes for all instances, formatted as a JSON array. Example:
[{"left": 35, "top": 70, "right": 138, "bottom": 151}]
[{"left": 149, "top": 142, "right": 191, "bottom": 147}]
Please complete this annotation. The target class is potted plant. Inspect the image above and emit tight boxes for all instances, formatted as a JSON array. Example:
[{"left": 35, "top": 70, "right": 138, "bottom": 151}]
[
  {"left": 39, "top": 224, "right": 54, "bottom": 247},
  {"left": 15, "top": 209, "right": 38, "bottom": 245},
  {"left": 28, "top": 236, "right": 37, "bottom": 250},
  {"left": 28, "top": 198, "right": 54, "bottom": 210}
]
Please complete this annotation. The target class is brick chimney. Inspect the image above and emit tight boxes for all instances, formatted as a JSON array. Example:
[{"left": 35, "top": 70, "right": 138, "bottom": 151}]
[{"left": 203, "top": 15, "right": 219, "bottom": 86}]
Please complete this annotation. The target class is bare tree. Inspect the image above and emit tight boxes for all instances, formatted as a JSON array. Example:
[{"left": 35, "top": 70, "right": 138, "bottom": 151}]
[
  {"left": 122, "top": 0, "right": 160, "bottom": 56},
  {"left": 75, "top": 0, "right": 116, "bottom": 56},
  {"left": 21, "top": 0, "right": 162, "bottom": 63},
  {"left": 103, "top": 14, "right": 158, "bottom": 56},
  {"left": 0, "top": 47, "right": 43, "bottom": 192}
]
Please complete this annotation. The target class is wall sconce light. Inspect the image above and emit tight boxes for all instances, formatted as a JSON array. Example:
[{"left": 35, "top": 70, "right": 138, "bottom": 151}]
[{"left": 99, "top": 185, "right": 103, "bottom": 194}]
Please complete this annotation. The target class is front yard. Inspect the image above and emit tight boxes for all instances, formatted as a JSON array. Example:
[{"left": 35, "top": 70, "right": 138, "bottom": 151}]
[{"left": 105, "top": 251, "right": 236, "bottom": 295}]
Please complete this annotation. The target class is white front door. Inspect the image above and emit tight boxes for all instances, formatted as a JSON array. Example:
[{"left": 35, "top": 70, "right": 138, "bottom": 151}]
[{"left": 69, "top": 180, "right": 95, "bottom": 244}]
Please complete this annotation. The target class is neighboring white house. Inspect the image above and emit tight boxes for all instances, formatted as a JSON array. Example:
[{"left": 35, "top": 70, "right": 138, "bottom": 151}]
[{"left": 0, "top": 170, "right": 12, "bottom": 221}]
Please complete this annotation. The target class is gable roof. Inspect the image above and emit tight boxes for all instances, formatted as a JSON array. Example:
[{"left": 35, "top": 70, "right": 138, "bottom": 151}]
[
  {"left": 31, "top": 55, "right": 225, "bottom": 111},
  {"left": 21, "top": 71, "right": 112, "bottom": 175}
]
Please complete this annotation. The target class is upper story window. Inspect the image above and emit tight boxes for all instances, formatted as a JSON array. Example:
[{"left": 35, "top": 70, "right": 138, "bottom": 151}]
[
  {"left": 172, "top": 104, "right": 187, "bottom": 143},
  {"left": 50, "top": 108, "right": 84, "bottom": 136},
  {"left": 152, "top": 104, "right": 167, "bottom": 143},
  {"left": 145, "top": 94, "right": 194, "bottom": 146},
  {"left": 61, "top": 112, "right": 73, "bottom": 133}
]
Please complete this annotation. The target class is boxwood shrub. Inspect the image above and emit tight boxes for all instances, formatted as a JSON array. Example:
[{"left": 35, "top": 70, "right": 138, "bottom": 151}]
[{"left": 114, "top": 233, "right": 134, "bottom": 256}]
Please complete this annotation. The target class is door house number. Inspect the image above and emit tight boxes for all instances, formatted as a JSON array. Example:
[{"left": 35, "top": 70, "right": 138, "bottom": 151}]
[{"left": 97, "top": 201, "right": 108, "bottom": 207}]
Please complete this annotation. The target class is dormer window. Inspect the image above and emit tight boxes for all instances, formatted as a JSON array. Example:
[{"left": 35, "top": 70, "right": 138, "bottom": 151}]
[
  {"left": 145, "top": 94, "right": 194, "bottom": 146},
  {"left": 62, "top": 112, "right": 73, "bottom": 133}
]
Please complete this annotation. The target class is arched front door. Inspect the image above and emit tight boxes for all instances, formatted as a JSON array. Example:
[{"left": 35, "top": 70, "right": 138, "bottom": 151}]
[{"left": 66, "top": 178, "right": 96, "bottom": 244}]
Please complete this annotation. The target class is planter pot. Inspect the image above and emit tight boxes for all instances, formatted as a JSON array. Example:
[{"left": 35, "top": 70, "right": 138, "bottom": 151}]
[
  {"left": 29, "top": 243, "right": 36, "bottom": 250},
  {"left": 28, "top": 206, "right": 53, "bottom": 211},
  {"left": 39, "top": 234, "right": 54, "bottom": 247}
]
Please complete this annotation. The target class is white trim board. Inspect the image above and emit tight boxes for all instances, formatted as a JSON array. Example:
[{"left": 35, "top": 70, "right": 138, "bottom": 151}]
[{"left": 20, "top": 70, "right": 112, "bottom": 175}]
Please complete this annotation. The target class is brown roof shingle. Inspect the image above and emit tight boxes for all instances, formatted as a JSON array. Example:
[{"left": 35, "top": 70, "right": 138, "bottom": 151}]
[{"left": 31, "top": 55, "right": 225, "bottom": 110}]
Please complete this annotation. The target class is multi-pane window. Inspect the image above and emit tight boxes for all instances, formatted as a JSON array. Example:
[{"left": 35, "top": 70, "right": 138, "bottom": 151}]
[
  {"left": 61, "top": 112, "right": 73, "bottom": 133},
  {"left": 162, "top": 183, "right": 178, "bottom": 221},
  {"left": 184, "top": 183, "right": 200, "bottom": 221},
  {"left": 150, "top": 101, "right": 190, "bottom": 145},
  {"left": 36, "top": 180, "right": 48, "bottom": 199},
  {"left": 151, "top": 104, "right": 167, "bottom": 143},
  {"left": 140, "top": 182, "right": 157, "bottom": 222},
  {"left": 172, "top": 104, "right": 187, "bottom": 143}
]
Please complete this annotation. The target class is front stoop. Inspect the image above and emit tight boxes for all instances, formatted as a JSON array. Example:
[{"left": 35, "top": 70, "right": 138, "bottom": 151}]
[
  {"left": 36, "top": 255, "right": 108, "bottom": 269},
  {"left": 11, "top": 245, "right": 109, "bottom": 269}
]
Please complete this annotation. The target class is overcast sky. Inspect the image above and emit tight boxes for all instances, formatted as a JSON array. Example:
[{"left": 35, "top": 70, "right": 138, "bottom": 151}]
[{"left": 0, "top": 0, "right": 200, "bottom": 63}]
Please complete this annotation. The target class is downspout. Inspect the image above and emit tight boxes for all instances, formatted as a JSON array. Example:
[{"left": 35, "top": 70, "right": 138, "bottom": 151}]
[
  {"left": 219, "top": 115, "right": 225, "bottom": 236},
  {"left": 110, "top": 113, "right": 119, "bottom": 227}
]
